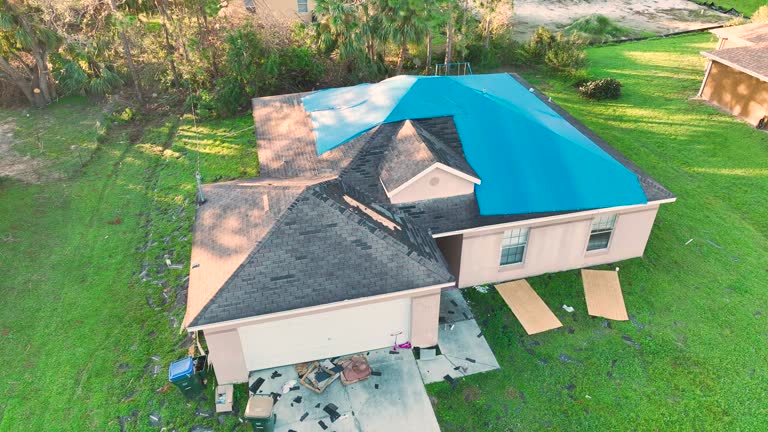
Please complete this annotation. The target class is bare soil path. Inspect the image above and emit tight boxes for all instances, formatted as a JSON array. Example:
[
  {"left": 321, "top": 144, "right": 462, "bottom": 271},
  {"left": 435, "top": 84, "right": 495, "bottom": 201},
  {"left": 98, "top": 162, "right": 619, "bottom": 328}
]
[{"left": 512, "top": 0, "right": 733, "bottom": 40}]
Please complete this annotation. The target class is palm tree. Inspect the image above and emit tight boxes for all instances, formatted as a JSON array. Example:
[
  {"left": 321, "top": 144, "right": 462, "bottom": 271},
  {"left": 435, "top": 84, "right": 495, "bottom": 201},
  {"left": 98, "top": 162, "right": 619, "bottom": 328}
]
[
  {"left": 314, "top": 0, "right": 365, "bottom": 66},
  {"left": 381, "top": 0, "right": 429, "bottom": 74},
  {"left": 0, "top": 1, "right": 62, "bottom": 107}
]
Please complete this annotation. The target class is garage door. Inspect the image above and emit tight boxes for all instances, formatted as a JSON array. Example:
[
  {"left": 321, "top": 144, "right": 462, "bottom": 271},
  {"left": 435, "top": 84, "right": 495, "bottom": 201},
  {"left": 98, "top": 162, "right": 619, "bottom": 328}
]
[{"left": 239, "top": 298, "right": 412, "bottom": 372}]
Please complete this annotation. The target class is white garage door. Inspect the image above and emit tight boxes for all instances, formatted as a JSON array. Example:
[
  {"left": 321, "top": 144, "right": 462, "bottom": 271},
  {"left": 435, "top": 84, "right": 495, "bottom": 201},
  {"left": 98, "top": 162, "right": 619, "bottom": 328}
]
[{"left": 239, "top": 298, "right": 412, "bottom": 372}]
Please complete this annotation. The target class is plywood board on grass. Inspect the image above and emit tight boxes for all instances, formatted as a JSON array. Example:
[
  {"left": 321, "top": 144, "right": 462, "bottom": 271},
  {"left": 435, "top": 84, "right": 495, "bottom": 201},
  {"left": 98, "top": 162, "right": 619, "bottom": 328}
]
[
  {"left": 581, "top": 269, "right": 629, "bottom": 321},
  {"left": 495, "top": 280, "right": 562, "bottom": 335}
]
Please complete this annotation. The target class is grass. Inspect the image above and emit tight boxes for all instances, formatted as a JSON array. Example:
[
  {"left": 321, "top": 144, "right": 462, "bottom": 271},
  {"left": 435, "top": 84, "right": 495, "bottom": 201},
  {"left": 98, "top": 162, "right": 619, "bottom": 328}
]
[
  {"left": 564, "top": 14, "right": 634, "bottom": 43},
  {"left": 3, "top": 29, "right": 768, "bottom": 432},
  {"left": 0, "top": 97, "right": 109, "bottom": 179},
  {"left": 693, "top": 0, "right": 766, "bottom": 16},
  {"left": 426, "top": 32, "right": 768, "bottom": 430},
  {"left": 0, "top": 106, "right": 256, "bottom": 431}
]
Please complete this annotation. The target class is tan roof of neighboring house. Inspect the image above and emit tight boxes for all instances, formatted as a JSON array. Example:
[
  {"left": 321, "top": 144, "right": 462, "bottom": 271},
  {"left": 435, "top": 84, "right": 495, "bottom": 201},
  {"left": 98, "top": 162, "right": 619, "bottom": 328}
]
[
  {"left": 711, "top": 22, "right": 768, "bottom": 45},
  {"left": 702, "top": 43, "right": 768, "bottom": 82}
]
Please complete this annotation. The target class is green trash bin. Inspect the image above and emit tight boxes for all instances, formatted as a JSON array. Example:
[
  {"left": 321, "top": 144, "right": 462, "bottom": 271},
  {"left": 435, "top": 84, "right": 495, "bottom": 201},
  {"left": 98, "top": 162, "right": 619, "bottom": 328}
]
[
  {"left": 168, "top": 356, "right": 203, "bottom": 399},
  {"left": 244, "top": 395, "right": 276, "bottom": 432}
]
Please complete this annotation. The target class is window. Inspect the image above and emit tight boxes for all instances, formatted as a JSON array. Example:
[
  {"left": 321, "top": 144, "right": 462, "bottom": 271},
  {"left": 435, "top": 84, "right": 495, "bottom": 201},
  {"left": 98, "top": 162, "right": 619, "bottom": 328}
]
[
  {"left": 587, "top": 214, "right": 617, "bottom": 251},
  {"left": 297, "top": 0, "right": 308, "bottom": 13},
  {"left": 500, "top": 228, "right": 529, "bottom": 266}
]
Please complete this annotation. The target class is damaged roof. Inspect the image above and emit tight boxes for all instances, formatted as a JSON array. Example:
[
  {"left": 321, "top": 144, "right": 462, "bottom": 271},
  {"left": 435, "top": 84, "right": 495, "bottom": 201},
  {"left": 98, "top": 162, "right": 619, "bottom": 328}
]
[
  {"left": 187, "top": 179, "right": 454, "bottom": 327},
  {"left": 185, "top": 73, "right": 674, "bottom": 328}
]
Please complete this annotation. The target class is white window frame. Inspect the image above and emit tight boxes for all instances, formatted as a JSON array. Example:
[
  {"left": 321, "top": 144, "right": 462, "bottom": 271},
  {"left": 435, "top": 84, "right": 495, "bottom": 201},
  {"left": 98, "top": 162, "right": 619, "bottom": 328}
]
[
  {"left": 586, "top": 214, "right": 617, "bottom": 252},
  {"left": 297, "top": 0, "right": 308, "bottom": 13},
  {"left": 499, "top": 227, "right": 529, "bottom": 267}
]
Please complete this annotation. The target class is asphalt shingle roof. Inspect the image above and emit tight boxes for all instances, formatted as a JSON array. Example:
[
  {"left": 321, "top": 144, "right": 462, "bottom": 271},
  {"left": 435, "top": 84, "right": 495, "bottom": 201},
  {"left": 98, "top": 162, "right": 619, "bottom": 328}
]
[
  {"left": 711, "top": 22, "right": 768, "bottom": 45},
  {"left": 184, "top": 73, "right": 674, "bottom": 327},
  {"left": 379, "top": 120, "right": 478, "bottom": 192},
  {"left": 702, "top": 43, "right": 768, "bottom": 82},
  {"left": 189, "top": 179, "right": 454, "bottom": 327}
]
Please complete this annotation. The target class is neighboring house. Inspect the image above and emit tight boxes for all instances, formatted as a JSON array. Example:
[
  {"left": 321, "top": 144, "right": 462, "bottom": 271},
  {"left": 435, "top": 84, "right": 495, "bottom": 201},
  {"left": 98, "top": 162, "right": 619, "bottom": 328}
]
[
  {"left": 219, "top": 0, "right": 313, "bottom": 21},
  {"left": 183, "top": 73, "right": 675, "bottom": 384},
  {"left": 698, "top": 22, "right": 768, "bottom": 127}
]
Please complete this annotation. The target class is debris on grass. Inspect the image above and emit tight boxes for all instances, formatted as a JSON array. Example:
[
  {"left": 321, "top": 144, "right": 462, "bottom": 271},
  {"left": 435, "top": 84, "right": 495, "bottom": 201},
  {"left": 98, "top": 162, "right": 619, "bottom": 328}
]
[
  {"left": 474, "top": 285, "right": 490, "bottom": 293},
  {"left": 562, "top": 304, "right": 575, "bottom": 313},
  {"left": 621, "top": 335, "right": 641, "bottom": 348},
  {"left": 106, "top": 217, "right": 123, "bottom": 225},
  {"left": 705, "top": 239, "right": 722, "bottom": 249}
]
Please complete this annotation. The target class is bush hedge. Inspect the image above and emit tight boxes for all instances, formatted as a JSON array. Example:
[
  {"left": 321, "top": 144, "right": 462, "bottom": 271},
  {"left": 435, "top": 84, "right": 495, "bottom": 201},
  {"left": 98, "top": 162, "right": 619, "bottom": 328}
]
[{"left": 578, "top": 78, "right": 622, "bottom": 100}]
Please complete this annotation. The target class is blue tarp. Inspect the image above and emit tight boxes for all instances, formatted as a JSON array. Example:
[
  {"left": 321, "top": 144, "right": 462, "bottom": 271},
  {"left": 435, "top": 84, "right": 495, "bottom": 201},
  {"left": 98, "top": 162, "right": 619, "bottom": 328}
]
[{"left": 301, "top": 73, "right": 647, "bottom": 216}]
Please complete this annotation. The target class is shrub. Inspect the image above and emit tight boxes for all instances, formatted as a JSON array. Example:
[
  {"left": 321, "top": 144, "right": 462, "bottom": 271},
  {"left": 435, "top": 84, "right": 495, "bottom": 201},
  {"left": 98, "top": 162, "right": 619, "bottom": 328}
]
[
  {"left": 201, "top": 27, "right": 326, "bottom": 118},
  {"left": 564, "top": 14, "right": 631, "bottom": 43},
  {"left": 525, "top": 27, "right": 586, "bottom": 74},
  {"left": 112, "top": 107, "right": 136, "bottom": 123},
  {"left": 578, "top": 78, "right": 622, "bottom": 101}
]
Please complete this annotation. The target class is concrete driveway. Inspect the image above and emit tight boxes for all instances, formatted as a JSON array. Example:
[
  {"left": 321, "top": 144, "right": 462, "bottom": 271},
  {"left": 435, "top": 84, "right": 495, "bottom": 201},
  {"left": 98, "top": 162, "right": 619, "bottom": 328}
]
[
  {"left": 246, "top": 288, "right": 500, "bottom": 432},
  {"left": 248, "top": 348, "right": 440, "bottom": 432}
]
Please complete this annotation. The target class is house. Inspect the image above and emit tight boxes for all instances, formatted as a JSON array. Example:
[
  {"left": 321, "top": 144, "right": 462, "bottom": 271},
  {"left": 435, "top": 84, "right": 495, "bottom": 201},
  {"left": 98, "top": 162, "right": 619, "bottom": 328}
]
[
  {"left": 698, "top": 22, "right": 768, "bottom": 127},
  {"left": 219, "top": 0, "right": 313, "bottom": 21},
  {"left": 183, "top": 73, "right": 675, "bottom": 384}
]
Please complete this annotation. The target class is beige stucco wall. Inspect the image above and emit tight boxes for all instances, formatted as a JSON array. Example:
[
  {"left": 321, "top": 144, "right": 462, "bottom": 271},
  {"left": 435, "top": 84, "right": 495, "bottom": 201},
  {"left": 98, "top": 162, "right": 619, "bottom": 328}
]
[
  {"left": 202, "top": 290, "right": 449, "bottom": 382},
  {"left": 388, "top": 166, "right": 476, "bottom": 204},
  {"left": 204, "top": 328, "right": 249, "bottom": 384},
  {"left": 410, "top": 293, "right": 441, "bottom": 347},
  {"left": 701, "top": 61, "right": 768, "bottom": 126},
  {"left": 455, "top": 205, "right": 660, "bottom": 287},
  {"left": 258, "top": 0, "right": 315, "bottom": 21}
]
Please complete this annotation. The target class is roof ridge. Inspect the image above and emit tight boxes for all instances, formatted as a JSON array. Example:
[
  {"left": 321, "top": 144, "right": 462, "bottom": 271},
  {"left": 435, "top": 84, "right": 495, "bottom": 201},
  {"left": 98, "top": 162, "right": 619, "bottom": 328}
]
[
  {"left": 410, "top": 121, "right": 478, "bottom": 179},
  {"left": 188, "top": 183, "right": 315, "bottom": 327}
]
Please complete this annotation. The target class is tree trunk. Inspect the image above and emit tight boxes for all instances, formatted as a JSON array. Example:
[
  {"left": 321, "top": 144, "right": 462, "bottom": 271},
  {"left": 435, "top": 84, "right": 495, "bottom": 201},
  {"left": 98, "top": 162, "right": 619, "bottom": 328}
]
[
  {"left": 396, "top": 38, "right": 407, "bottom": 75},
  {"left": 197, "top": 0, "right": 220, "bottom": 77},
  {"left": 31, "top": 51, "right": 53, "bottom": 104},
  {"left": 156, "top": 0, "right": 180, "bottom": 87},
  {"left": 108, "top": 0, "right": 144, "bottom": 103},
  {"left": 6, "top": 4, "right": 53, "bottom": 104},
  {"left": 425, "top": 30, "right": 432, "bottom": 75},
  {"left": 445, "top": 1, "right": 454, "bottom": 65},
  {"left": 0, "top": 56, "right": 39, "bottom": 107},
  {"left": 364, "top": 7, "right": 375, "bottom": 62},
  {"left": 484, "top": 16, "right": 492, "bottom": 50}
]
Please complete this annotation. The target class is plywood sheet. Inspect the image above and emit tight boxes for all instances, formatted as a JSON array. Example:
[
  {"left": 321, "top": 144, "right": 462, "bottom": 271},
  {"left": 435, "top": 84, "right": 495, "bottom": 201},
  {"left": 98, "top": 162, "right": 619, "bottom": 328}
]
[
  {"left": 581, "top": 269, "right": 629, "bottom": 321},
  {"left": 496, "top": 280, "right": 563, "bottom": 335}
]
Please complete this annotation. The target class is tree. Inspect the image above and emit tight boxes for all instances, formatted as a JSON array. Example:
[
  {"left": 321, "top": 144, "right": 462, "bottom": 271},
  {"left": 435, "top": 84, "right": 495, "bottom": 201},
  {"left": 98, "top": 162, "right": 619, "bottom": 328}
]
[
  {"left": 478, "top": 0, "right": 514, "bottom": 50},
  {"left": 154, "top": 0, "right": 180, "bottom": 87},
  {"left": 313, "top": 0, "right": 365, "bottom": 66},
  {"left": 443, "top": 0, "right": 454, "bottom": 64},
  {"left": 381, "top": 0, "right": 429, "bottom": 74},
  {"left": 107, "top": 0, "right": 143, "bottom": 103},
  {"left": 0, "top": 0, "right": 62, "bottom": 107}
]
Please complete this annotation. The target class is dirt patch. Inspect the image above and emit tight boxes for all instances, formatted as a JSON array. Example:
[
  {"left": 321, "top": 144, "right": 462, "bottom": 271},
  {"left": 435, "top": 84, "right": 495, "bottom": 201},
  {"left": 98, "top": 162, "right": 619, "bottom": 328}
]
[
  {"left": 512, "top": 0, "right": 732, "bottom": 41},
  {"left": 463, "top": 385, "right": 482, "bottom": 402},
  {"left": 0, "top": 119, "right": 48, "bottom": 183}
]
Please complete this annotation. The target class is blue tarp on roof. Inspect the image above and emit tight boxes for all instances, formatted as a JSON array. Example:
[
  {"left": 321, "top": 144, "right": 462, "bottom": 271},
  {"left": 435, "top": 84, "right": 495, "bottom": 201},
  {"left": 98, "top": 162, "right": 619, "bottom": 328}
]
[{"left": 301, "top": 73, "right": 647, "bottom": 216}]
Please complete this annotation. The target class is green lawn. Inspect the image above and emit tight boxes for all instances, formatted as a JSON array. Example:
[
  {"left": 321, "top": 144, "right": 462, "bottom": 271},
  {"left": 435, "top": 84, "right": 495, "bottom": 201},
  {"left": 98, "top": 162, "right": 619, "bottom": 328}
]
[
  {"left": 0, "top": 105, "right": 255, "bottom": 431},
  {"left": 2, "top": 31, "right": 768, "bottom": 431},
  {"left": 427, "top": 33, "right": 768, "bottom": 431},
  {"left": 697, "top": 0, "right": 766, "bottom": 15}
]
